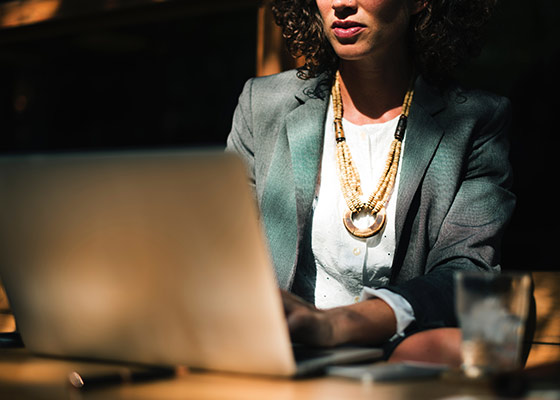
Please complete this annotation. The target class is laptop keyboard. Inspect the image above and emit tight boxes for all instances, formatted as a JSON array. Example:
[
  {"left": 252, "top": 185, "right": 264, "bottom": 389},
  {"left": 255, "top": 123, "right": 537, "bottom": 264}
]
[{"left": 291, "top": 344, "right": 334, "bottom": 362}]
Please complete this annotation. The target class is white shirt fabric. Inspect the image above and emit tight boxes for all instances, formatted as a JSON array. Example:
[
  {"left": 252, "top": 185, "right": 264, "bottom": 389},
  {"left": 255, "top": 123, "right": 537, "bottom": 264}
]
[{"left": 310, "top": 98, "right": 415, "bottom": 336}]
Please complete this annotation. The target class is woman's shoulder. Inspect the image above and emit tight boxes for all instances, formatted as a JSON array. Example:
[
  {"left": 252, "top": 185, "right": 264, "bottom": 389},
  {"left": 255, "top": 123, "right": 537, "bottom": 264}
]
[
  {"left": 244, "top": 70, "right": 329, "bottom": 103},
  {"left": 414, "top": 77, "right": 511, "bottom": 145},
  {"left": 241, "top": 69, "right": 303, "bottom": 101},
  {"left": 251, "top": 69, "right": 304, "bottom": 89},
  {"left": 440, "top": 80, "right": 511, "bottom": 121},
  {"left": 416, "top": 77, "right": 511, "bottom": 131}
]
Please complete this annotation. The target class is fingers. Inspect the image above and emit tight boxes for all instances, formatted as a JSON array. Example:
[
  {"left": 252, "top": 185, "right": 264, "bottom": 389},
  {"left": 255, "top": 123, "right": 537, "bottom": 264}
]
[
  {"left": 280, "top": 290, "right": 335, "bottom": 347},
  {"left": 287, "top": 309, "right": 332, "bottom": 346}
]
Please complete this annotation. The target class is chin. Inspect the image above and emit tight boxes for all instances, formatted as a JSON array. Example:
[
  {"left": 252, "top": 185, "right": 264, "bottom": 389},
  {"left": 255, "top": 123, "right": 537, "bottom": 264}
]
[
  {"left": 332, "top": 44, "right": 375, "bottom": 62},
  {"left": 336, "top": 51, "right": 372, "bottom": 62}
]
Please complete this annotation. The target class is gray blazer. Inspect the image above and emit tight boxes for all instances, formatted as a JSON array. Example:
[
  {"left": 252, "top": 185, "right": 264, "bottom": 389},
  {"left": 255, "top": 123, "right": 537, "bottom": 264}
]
[{"left": 226, "top": 70, "right": 515, "bottom": 332}]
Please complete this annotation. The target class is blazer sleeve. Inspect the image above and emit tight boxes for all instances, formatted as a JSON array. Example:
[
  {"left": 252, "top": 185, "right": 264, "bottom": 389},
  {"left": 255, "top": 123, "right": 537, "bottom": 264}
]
[
  {"left": 386, "top": 95, "right": 516, "bottom": 333},
  {"left": 226, "top": 79, "right": 256, "bottom": 192}
]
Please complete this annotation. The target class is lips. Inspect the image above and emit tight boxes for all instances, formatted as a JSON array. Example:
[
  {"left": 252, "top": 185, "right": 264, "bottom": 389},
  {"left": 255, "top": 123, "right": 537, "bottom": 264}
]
[{"left": 332, "top": 20, "right": 365, "bottom": 39}]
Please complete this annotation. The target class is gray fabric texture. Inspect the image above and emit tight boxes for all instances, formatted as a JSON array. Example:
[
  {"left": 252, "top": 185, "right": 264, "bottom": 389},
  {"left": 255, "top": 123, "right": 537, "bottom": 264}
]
[{"left": 226, "top": 69, "right": 515, "bottom": 332}]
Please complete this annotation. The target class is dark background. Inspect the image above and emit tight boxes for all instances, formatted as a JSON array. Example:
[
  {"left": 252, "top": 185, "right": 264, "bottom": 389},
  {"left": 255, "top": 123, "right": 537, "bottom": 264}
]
[
  {"left": 0, "top": 0, "right": 558, "bottom": 271},
  {"left": 0, "top": 2, "right": 258, "bottom": 152},
  {"left": 460, "top": 1, "right": 560, "bottom": 272}
]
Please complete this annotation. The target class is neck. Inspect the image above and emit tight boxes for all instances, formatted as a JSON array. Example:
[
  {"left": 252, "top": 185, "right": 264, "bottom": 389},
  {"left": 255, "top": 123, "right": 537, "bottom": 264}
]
[{"left": 337, "top": 51, "right": 414, "bottom": 125}]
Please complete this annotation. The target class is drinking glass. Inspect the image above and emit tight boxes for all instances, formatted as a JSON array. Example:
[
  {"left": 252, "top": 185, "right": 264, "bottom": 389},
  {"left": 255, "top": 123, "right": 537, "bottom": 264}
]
[{"left": 455, "top": 271, "right": 531, "bottom": 378}]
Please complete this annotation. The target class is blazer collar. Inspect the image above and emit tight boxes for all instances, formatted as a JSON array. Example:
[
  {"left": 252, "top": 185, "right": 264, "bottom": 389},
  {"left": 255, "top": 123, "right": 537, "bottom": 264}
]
[
  {"left": 261, "top": 73, "right": 331, "bottom": 289},
  {"left": 286, "top": 74, "right": 332, "bottom": 225},
  {"left": 395, "top": 76, "right": 447, "bottom": 245}
]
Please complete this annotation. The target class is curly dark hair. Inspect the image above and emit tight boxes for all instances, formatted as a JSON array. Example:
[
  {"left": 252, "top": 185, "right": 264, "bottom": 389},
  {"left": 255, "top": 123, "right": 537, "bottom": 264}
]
[{"left": 271, "top": 0, "right": 498, "bottom": 85}]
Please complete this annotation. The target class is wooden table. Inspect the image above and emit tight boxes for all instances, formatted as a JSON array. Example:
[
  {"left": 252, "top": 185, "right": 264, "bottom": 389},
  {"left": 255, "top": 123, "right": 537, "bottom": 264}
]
[{"left": 0, "top": 348, "right": 503, "bottom": 400}]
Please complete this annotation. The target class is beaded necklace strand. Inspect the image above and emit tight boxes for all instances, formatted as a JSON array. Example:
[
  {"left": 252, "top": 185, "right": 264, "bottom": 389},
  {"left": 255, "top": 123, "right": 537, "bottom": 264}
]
[{"left": 332, "top": 70, "right": 414, "bottom": 238}]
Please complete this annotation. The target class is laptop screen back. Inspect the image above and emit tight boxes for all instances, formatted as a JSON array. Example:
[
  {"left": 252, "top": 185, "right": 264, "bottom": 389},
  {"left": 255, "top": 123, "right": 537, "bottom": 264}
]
[{"left": 0, "top": 150, "right": 296, "bottom": 376}]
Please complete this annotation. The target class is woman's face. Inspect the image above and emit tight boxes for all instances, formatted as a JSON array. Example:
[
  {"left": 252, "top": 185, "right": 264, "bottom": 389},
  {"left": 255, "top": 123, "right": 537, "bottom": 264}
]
[{"left": 315, "top": 0, "right": 425, "bottom": 63}]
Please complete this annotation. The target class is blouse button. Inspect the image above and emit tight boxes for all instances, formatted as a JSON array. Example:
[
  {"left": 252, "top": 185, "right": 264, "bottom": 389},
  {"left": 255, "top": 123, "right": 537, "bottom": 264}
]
[{"left": 352, "top": 247, "right": 361, "bottom": 256}]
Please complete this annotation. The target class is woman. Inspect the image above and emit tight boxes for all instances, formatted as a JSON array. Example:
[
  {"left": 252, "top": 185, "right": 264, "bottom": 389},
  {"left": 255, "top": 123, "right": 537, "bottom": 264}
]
[{"left": 227, "top": 0, "right": 513, "bottom": 365}]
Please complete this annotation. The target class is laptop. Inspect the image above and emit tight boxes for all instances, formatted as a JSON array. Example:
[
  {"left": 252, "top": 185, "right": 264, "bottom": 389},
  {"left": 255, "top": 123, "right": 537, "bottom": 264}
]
[{"left": 0, "top": 149, "right": 382, "bottom": 377}]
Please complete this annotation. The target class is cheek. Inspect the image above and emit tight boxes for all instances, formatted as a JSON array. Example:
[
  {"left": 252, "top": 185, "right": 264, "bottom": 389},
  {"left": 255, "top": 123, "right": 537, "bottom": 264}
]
[
  {"left": 315, "top": 0, "right": 330, "bottom": 19},
  {"left": 364, "top": 0, "right": 410, "bottom": 24},
  {"left": 362, "top": 0, "right": 389, "bottom": 7}
]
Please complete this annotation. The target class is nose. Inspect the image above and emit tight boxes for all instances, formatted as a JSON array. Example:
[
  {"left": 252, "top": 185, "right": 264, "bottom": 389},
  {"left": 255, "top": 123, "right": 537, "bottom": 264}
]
[{"left": 332, "top": 0, "right": 357, "bottom": 11}]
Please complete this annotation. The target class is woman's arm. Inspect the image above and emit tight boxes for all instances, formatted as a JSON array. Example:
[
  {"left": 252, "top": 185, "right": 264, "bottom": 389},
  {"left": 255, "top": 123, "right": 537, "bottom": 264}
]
[
  {"left": 282, "top": 290, "right": 397, "bottom": 346},
  {"left": 226, "top": 79, "right": 256, "bottom": 191}
]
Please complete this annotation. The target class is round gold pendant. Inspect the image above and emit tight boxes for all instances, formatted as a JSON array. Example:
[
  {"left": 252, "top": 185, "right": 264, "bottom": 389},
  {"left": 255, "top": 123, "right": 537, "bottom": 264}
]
[{"left": 343, "top": 207, "right": 386, "bottom": 238}]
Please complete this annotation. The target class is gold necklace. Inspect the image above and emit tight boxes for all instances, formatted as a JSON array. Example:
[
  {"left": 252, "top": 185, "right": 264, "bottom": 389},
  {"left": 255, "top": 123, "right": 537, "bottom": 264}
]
[{"left": 332, "top": 70, "right": 414, "bottom": 238}]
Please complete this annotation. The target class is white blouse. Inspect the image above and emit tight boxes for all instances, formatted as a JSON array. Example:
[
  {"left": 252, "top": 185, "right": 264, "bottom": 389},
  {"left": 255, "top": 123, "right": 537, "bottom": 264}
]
[{"left": 311, "top": 98, "right": 415, "bottom": 336}]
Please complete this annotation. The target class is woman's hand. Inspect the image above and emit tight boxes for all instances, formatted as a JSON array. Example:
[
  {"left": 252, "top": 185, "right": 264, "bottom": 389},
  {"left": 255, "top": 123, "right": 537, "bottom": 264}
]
[
  {"left": 281, "top": 290, "right": 337, "bottom": 347},
  {"left": 281, "top": 290, "right": 397, "bottom": 347}
]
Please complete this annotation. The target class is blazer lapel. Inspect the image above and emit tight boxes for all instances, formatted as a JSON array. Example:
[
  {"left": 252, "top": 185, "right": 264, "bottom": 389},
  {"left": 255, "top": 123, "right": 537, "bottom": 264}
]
[
  {"left": 395, "top": 77, "right": 446, "bottom": 248},
  {"left": 261, "top": 77, "right": 329, "bottom": 290},
  {"left": 286, "top": 93, "right": 328, "bottom": 230}
]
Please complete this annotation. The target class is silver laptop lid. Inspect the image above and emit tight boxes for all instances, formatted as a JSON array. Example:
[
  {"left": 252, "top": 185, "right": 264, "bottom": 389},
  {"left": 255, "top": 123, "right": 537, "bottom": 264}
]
[{"left": 0, "top": 149, "right": 297, "bottom": 376}]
